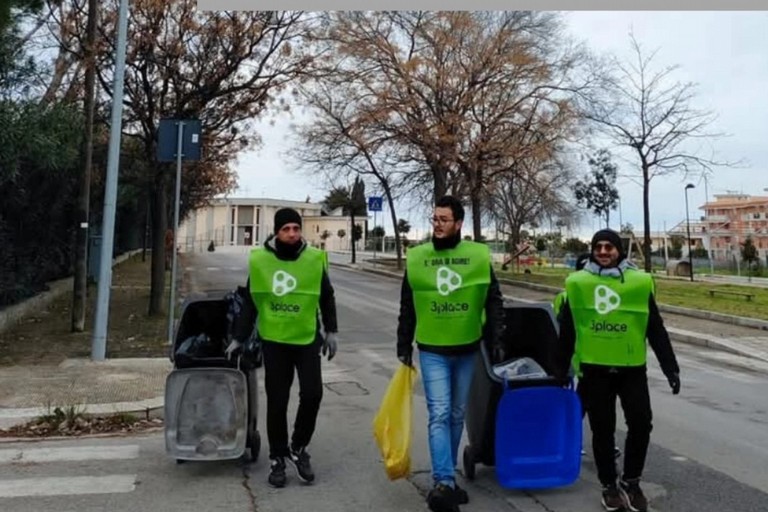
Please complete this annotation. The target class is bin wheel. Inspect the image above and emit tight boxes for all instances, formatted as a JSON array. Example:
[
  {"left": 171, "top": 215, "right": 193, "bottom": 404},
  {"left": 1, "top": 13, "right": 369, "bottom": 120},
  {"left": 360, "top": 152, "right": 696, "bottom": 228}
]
[
  {"left": 463, "top": 446, "right": 476, "bottom": 481},
  {"left": 176, "top": 459, "right": 187, "bottom": 465},
  {"left": 247, "top": 431, "right": 261, "bottom": 463}
]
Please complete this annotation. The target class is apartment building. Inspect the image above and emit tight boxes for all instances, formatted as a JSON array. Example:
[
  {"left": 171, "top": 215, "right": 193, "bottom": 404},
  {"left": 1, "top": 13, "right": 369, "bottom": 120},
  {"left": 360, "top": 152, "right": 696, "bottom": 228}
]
[
  {"left": 634, "top": 193, "right": 768, "bottom": 262},
  {"left": 696, "top": 193, "right": 768, "bottom": 261}
]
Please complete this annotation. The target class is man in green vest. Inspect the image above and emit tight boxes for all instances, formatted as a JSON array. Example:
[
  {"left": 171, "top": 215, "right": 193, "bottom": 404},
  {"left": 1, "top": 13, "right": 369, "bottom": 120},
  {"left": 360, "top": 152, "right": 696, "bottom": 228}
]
[
  {"left": 397, "top": 195, "right": 504, "bottom": 512},
  {"left": 554, "top": 229, "right": 681, "bottom": 512},
  {"left": 554, "top": 252, "right": 621, "bottom": 459},
  {"left": 230, "top": 207, "right": 338, "bottom": 489}
]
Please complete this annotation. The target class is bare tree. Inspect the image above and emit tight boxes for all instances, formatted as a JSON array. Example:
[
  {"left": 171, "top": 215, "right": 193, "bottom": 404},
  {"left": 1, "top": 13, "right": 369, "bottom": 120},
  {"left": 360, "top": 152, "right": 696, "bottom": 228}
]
[
  {"left": 292, "top": 80, "right": 410, "bottom": 268},
  {"left": 318, "top": 10, "right": 592, "bottom": 226},
  {"left": 581, "top": 35, "right": 735, "bottom": 271},
  {"left": 489, "top": 153, "right": 577, "bottom": 257}
]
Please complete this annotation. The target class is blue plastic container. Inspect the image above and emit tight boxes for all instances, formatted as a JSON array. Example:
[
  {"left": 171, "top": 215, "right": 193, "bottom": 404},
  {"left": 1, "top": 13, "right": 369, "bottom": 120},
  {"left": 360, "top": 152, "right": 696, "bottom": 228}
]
[{"left": 494, "top": 385, "right": 582, "bottom": 489}]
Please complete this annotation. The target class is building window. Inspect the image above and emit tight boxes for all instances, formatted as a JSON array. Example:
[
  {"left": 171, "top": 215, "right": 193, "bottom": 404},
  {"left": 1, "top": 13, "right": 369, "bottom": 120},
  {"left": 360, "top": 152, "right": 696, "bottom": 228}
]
[{"left": 754, "top": 212, "right": 761, "bottom": 219}]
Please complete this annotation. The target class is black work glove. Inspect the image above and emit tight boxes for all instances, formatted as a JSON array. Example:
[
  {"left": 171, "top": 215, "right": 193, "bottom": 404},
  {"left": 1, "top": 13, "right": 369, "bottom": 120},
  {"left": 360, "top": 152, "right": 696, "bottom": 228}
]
[
  {"left": 322, "top": 332, "right": 338, "bottom": 361},
  {"left": 667, "top": 372, "right": 681, "bottom": 395},
  {"left": 397, "top": 344, "right": 413, "bottom": 367}
]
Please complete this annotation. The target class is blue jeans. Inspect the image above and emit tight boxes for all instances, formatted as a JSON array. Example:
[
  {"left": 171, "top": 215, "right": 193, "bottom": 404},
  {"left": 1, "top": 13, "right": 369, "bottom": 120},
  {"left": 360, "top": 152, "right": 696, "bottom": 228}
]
[{"left": 419, "top": 350, "right": 476, "bottom": 487}]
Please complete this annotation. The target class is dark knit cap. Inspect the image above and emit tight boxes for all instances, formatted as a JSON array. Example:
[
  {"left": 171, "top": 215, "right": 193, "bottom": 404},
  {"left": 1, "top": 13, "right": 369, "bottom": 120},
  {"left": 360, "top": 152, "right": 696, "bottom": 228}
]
[
  {"left": 591, "top": 229, "right": 625, "bottom": 257},
  {"left": 274, "top": 208, "right": 302, "bottom": 234}
]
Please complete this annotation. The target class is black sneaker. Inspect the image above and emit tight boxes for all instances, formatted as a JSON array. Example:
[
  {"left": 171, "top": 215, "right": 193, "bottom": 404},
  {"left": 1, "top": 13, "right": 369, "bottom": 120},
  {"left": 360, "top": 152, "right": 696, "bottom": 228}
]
[
  {"left": 268, "top": 457, "right": 287, "bottom": 488},
  {"left": 620, "top": 478, "right": 648, "bottom": 512},
  {"left": 288, "top": 446, "right": 315, "bottom": 483},
  {"left": 426, "top": 484, "right": 460, "bottom": 512},
  {"left": 601, "top": 483, "right": 627, "bottom": 511},
  {"left": 454, "top": 483, "right": 469, "bottom": 504}
]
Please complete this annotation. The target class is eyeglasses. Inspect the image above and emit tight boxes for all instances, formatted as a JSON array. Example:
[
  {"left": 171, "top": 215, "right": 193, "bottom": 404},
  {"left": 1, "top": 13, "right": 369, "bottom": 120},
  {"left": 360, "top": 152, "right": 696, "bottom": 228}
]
[
  {"left": 594, "top": 242, "right": 616, "bottom": 252},
  {"left": 430, "top": 217, "right": 455, "bottom": 225}
]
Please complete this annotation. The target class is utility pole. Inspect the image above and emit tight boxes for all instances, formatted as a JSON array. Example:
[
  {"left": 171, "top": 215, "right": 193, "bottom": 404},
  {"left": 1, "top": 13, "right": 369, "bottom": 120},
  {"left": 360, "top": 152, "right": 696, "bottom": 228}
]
[{"left": 91, "top": 0, "right": 129, "bottom": 360}]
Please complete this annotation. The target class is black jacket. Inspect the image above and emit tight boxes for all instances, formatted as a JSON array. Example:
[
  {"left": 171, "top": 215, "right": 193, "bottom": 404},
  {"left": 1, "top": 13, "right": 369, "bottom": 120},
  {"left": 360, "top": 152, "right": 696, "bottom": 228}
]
[
  {"left": 397, "top": 241, "right": 505, "bottom": 358},
  {"left": 231, "top": 236, "right": 338, "bottom": 343},
  {"left": 554, "top": 288, "right": 680, "bottom": 380}
]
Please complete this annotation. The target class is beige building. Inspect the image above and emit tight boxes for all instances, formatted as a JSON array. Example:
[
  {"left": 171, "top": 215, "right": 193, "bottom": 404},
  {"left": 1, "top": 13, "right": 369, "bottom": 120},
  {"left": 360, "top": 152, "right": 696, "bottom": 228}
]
[{"left": 177, "top": 197, "right": 366, "bottom": 252}]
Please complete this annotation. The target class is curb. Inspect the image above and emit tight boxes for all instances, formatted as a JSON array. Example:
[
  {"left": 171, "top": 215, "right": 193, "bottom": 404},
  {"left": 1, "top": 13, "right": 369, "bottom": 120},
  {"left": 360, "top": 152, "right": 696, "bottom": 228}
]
[
  {"left": 0, "top": 397, "right": 164, "bottom": 420},
  {"left": 337, "top": 263, "right": 768, "bottom": 364},
  {"left": 0, "top": 426, "right": 164, "bottom": 444},
  {"left": 0, "top": 398, "right": 165, "bottom": 434},
  {"left": 666, "top": 327, "right": 768, "bottom": 363}
]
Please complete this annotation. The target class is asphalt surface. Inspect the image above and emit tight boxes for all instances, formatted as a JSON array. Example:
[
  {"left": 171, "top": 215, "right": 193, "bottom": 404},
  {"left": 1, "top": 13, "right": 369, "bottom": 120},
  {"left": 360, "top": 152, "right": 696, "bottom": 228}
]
[{"left": 187, "top": 249, "right": 768, "bottom": 511}]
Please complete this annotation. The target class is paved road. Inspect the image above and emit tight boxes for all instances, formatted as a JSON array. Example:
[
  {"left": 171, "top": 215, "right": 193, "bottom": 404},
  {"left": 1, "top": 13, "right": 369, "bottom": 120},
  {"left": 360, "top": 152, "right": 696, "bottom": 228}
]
[
  {"left": 186, "top": 250, "right": 768, "bottom": 510},
  {"left": 3, "top": 250, "right": 766, "bottom": 512}
]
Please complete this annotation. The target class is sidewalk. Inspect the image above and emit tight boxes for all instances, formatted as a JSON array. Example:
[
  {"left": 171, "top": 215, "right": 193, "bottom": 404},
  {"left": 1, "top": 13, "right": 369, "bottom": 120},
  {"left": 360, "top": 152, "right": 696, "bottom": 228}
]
[{"left": 0, "top": 358, "right": 171, "bottom": 430}]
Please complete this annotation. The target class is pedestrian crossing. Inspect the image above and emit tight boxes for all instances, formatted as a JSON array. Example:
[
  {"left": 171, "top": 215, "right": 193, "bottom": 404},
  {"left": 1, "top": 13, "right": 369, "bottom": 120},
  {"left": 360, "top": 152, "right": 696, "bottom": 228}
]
[
  {"left": 0, "top": 444, "right": 139, "bottom": 499},
  {"left": 0, "top": 475, "right": 137, "bottom": 498}
]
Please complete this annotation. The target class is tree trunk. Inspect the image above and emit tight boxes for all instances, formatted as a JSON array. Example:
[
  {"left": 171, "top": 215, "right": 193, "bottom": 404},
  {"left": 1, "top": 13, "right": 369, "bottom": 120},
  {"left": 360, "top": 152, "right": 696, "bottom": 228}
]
[
  {"left": 605, "top": 210, "right": 611, "bottom": 229},
  {"left": 642, "top": 164, "right": 652, "bottom": 272},
  {"left": 71, "top": 0, "right": 98, "bottom": 333},
  {"left": 350, "top": 213, "right": 357, "bottom": 264},
  {"left": 470, "top": 170, "right": 483, "bottom": 240},
  {"left": 149, "top": 172, "right": 169, "bottom": 316},
  {"left": 142, "top": 192, "right": 149, "bottom": 262},
  {"left": 433, "top": 163, "right": 448, "bottom": 201},
  {"left": 382, "top": 182, "right": 402, "bottom": 270}
]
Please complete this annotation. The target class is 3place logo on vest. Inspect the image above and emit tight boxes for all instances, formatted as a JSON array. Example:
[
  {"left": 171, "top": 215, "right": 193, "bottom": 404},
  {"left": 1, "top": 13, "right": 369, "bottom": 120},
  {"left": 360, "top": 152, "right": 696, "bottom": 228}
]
[
  {"left": 436, "top": 266, "right": 462, "bottom": 296},
  {"left": 594, "top": 285, "right": 621, "bottom": 314},
  {"left": 272, "top": 270, "right": 297, "bottom": 297}
]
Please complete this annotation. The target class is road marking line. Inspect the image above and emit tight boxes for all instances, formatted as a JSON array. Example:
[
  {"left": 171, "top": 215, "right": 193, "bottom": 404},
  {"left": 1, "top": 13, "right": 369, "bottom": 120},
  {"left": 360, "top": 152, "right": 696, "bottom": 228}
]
[
  {"left": 0, "top": 475, "right": 136, "bottom": 498},
  {"left": 0, "top": 445, "right": 139, "bottom": 464}
]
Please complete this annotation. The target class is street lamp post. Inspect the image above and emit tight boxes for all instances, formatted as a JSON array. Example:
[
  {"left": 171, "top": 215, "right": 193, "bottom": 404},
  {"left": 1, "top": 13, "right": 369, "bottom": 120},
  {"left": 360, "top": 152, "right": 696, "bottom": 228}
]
[{"left": 685, "top": 183, "right": 695, "bottom": 282}]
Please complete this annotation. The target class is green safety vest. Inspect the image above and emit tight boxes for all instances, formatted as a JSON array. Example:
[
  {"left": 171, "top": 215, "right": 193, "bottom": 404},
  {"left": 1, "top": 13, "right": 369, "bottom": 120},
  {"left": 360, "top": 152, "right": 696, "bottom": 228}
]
[
  {"left": 565, "top": 269, "right": 653, "bottom": 367},
  {"left": 406, "top": 241, "right": 491, "bottom": 346},
  {"left": 248, "top": 246, "right": 326, "bottom": 345}
]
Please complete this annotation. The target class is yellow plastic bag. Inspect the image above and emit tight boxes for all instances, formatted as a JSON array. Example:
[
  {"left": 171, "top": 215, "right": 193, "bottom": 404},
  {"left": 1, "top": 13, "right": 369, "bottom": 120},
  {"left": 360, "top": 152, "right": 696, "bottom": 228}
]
[{"left": 373, "top": 364, "right": 417, "bottom": 480}]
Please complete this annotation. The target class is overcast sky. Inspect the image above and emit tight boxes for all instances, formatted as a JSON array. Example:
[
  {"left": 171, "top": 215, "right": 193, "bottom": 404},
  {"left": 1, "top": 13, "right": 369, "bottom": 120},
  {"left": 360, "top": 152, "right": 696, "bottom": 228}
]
[{"left": 230, "top": 11, "right": 768, "bottom": 239}]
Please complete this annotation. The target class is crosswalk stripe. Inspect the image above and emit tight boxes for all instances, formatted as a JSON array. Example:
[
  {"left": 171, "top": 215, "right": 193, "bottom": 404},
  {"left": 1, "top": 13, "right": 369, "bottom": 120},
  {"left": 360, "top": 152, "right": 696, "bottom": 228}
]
[
  {"left": 0, "top": 475, "right": 136, "bottom": 498},
  {"left": 0, "top": 445, "right": 139, "bottom": 464}
]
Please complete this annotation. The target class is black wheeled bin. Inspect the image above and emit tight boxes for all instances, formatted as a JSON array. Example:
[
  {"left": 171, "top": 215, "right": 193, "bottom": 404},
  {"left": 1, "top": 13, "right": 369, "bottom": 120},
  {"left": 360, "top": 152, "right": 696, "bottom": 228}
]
[
  {"left": 164, "top": 290, "right": 261, "bottom": 464},
  {"left": 462, "top": 302, "right": 563, "bottom": 480}
]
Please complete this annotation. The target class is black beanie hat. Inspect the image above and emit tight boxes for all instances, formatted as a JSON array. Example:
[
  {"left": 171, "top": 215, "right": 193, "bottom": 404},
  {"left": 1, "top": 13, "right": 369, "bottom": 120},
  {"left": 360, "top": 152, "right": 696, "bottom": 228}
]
[
  {"left": 274, "top": 208, "right": 302, "bottom": 234},
  {"left": 591, "top": 229, "right": 625, "bottom": 257}
]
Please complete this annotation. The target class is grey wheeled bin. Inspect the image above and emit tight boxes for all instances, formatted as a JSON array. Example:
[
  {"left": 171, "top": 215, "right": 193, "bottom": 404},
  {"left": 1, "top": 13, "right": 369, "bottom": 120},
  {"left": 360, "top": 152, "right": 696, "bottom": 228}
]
[
  {"left": 164, "top": 293, "right": 261, "bottom": 464},
  {"left": 462, "top": 302, "right": 563, "bottom": 480}
]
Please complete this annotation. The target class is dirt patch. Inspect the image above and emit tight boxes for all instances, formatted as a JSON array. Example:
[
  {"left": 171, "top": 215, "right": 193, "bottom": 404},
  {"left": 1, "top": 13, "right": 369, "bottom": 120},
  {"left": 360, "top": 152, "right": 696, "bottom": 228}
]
[
  {"left": 0, "top": 253, "right": 174, "bottom": 367},
  {"left": 0, "top": 409, "right": 163, "bottom": 438}
]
